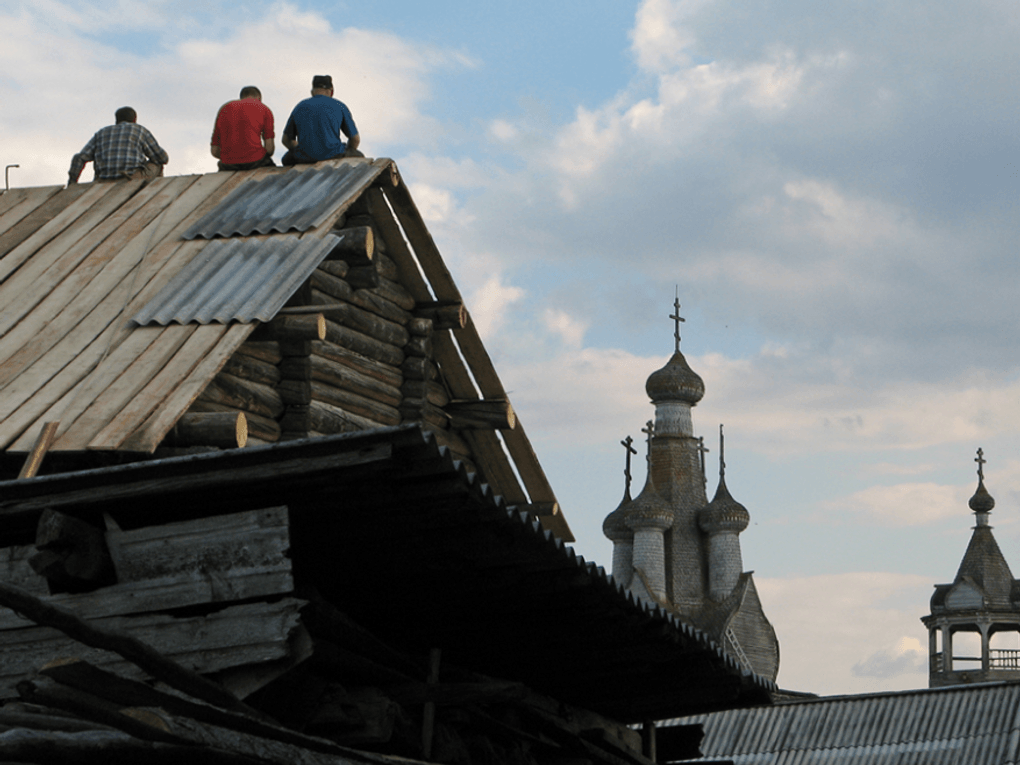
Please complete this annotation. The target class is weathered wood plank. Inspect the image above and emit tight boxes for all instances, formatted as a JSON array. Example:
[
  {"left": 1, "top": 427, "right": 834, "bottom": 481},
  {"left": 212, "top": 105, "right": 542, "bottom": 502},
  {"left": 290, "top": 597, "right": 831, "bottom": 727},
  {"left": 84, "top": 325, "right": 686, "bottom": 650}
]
[
  {"left": 0, "top": 181, "right": 146, "bottom": 324},
  {"left": 0, "top": 183, "right": 93, "bottom": 263},
  {"left": 0, "top": 177, "right": 199, "bottom": 383},
  {"left": 50, "top": 326, "right": 198, "bottom": 451},
  {"left": 0, "top": 508, "right": 293, "bottom": 630},
  {"left": 0, "top": 596, "right": 303, "bottom": 702},
  {"left": 99, "top": 323, "right": 255, "bottom": 452}
]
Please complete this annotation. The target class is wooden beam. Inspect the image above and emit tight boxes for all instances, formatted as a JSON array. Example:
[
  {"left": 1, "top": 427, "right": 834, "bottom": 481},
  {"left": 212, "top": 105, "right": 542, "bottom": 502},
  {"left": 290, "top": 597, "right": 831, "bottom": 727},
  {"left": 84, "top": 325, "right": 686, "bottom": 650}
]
[
  {"left": 0, "top": 579, "right": 266, "bottom": 718},
  {"left": 445, "top": 399, "right": 515, "bottom": 430}
]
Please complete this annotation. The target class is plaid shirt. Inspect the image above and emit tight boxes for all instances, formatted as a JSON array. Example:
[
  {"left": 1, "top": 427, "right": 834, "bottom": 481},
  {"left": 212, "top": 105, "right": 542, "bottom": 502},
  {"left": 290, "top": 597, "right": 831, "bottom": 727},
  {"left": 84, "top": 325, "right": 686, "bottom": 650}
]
[{"left": 69, "top": 122, "right": 169, "bottom": 181}]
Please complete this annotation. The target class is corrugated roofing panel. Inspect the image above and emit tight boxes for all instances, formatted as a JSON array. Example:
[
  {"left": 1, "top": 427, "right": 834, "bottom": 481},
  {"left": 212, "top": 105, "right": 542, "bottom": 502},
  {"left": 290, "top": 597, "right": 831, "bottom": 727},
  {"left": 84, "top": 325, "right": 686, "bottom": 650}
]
[
  {"left": 181, "top": 162, "right": 383, "bottom": 239},
  {"left": 131, "top": 234, "right": 338, "bottom": 325},
  {"left": 668, "top": 682, "right": 1020, "bottom": 764}
]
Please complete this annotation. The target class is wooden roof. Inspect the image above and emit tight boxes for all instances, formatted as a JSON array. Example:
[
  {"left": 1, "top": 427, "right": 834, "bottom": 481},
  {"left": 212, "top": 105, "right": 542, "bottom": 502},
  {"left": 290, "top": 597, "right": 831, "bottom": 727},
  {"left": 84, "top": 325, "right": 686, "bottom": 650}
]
[
  {"left": 0, "top": 425, "right": 775, "bottom": 722},
  {"left": 0, "top": 162, "right": 570, "bottom": 540}
]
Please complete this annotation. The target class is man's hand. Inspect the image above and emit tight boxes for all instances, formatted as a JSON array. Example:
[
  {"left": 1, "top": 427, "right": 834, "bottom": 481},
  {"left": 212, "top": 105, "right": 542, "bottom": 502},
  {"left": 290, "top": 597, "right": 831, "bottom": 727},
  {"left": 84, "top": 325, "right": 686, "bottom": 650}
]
[{"left": 210, "top": 144, "right": 221, "bottom": 159}]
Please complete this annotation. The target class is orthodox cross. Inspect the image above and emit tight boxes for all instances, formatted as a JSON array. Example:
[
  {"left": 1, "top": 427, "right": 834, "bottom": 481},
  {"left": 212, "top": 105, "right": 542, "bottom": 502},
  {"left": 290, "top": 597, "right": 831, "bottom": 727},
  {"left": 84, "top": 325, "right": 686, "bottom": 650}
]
[
  {"left": 641, "top": 420, "right": 654, "bottom": 462},
  {"left": 620, "top": 435, "right": 637, "bottom": 495},
  {"left": 669, "top": 291, "right": 685, "bottom": 353},
  {"left": 697, "top": 436, "right": 710, "bottom": 487},
  {"left": 976, "top": 447, "right": 986, "bottom": 481},
  {"left": 719, "top": 424, "right": 726, "bottom": 477}
]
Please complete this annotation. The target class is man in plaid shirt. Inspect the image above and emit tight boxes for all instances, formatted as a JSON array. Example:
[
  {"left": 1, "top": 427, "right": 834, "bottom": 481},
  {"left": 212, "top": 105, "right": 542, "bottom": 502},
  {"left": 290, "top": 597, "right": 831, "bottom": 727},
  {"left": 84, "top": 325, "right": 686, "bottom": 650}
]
[{"left": 68, "top": 107, "right": 169, "bottom": 184}]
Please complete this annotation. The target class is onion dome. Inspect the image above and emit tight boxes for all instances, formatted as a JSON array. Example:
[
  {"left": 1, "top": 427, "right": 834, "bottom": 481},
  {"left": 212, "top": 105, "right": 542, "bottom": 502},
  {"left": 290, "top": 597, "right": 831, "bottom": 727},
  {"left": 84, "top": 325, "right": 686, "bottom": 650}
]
[
  {"left": 603, "top": 493, "right": 633, "bottom": 542},
  {"left": 699, "top": 475, "right": 750, "bottom": 534},
  {"left": 645, "top": 351, "right": 705, "bottom": 405},
  {"left": 624, "top": 476, "right": 674, "bottom": 531},
  {"left": 699, "top": 425, "right": 749, "bottom": 534},
  {"left": 970, "top": 479, "right": 995, "bottom": 515}
]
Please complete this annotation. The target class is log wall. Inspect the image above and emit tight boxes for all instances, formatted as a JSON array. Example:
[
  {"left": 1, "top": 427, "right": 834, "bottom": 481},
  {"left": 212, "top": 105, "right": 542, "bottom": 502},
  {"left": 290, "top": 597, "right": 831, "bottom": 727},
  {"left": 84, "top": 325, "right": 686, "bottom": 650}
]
[{"left": 169, "top": 192, "right": 476, "bottom": 473}]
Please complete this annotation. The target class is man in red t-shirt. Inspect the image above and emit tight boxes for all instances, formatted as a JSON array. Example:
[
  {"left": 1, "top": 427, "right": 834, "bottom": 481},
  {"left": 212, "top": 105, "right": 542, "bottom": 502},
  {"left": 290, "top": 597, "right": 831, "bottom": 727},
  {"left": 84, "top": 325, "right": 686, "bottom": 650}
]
[{"left": 211, "top": 86, "right": 276, "bottom": 171}]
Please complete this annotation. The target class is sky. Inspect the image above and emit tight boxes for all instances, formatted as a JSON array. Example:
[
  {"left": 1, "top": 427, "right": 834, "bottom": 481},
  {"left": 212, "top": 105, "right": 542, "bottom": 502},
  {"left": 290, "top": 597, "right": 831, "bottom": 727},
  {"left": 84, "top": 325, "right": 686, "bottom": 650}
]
[{"left": 3, "top": 0, "right": 1020, "bottom": 698}]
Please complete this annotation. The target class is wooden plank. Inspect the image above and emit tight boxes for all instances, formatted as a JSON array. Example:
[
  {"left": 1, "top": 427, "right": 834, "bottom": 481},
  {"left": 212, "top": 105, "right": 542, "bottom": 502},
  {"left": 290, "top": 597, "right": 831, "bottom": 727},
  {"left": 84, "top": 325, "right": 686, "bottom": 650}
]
[
  {"left": 0, "top": 180, "right": 154, "bottom": 332},
  {"left": 0, "top": 187, "right": 32, "bottom": 218},
  {"left": 86, "top": 324, "right": 246, "bottom": 452},
  {"left": 0, "top": 183, "right": 109, "bottom": 275},
  {"left": 0, "top": 441, "right": 393, "bottom": 520},
  {"left": 51, "top": 326, "right": 199, "bottom": 451},
  {"left": 0, "top": 176, "right": 198, "bottom": 371},
  {"left": 0, "top": 599, "right": 303, "bottom": 700},
  {"left": 0, "top": 184, "right": 90, "bottom": 261},
  {"left": 0, "top": 187, "right": 61, "bottom": 235},
  {"left": 115, "top": 324, "right": 255, "bottom": 453},
  {"left": 0, "top": 174, "right": 237, "bottom": 453},
  {"left": 0, "top": 237, "right": 206, "bottom": 449},
  {"left": 382, "top": 181, "right": 563, "bottom": 522},
  {"left": 0, "top": 507, "right": 293, "bottom": 630},
  {"left": 382, "top": 182, "right": 462, "bottom": 303}
]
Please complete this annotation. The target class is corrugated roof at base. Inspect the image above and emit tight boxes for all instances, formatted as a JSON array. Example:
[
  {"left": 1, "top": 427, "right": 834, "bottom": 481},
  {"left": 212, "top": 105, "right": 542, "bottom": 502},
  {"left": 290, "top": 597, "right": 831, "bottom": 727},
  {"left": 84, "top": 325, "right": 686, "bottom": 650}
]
[
  {"left": 665, "top": 680, "right": 1020, "bottom": 764},
  {"left": 181, "top": 162, "right": 383, "bottom": 239},
  {"left": 131, "top": 235, "right": 337, "bottom": 325}
]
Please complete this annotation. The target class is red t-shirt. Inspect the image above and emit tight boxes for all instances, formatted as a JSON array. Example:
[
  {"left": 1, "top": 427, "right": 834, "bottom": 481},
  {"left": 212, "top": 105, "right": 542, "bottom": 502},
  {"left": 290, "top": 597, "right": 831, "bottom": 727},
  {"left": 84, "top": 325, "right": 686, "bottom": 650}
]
[{"left": 212, "top": 99, "right": 275, "bottom": 165}]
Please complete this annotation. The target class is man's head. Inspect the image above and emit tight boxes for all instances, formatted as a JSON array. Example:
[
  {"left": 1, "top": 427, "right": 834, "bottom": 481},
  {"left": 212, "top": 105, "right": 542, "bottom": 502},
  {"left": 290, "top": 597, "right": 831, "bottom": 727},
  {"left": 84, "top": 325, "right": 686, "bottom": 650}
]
[
  {"left": 239, "top": 86, "right": 262, "bottom": 101},
  {"left": 310, "top": 74, "right": 334, "bottom": 96},
  {"left": 115, "top": 107, "right": 137, "bottom": 124}
]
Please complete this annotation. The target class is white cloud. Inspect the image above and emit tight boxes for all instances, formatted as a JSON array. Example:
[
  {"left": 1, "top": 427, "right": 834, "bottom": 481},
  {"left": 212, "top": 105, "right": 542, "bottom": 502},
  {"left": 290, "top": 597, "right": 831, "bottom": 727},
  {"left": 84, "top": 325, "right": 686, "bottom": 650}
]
[
  {"left": 0, "top": 3, "right": 466, "bottom": 187},
  {"left": 470, "top": 274, "right": 525, "bottom": 341},
  {"left": 822, "top": 482, "right": 964, "bottom": 527},
  {"left": 851, "top": 636, "right": 927, "bottom": 679},
  {"left": 543, "top": 309, "right": 588, "bottom": 349},
  {"left": 757, "top": 572, "right": 932, "bottom": 695}
]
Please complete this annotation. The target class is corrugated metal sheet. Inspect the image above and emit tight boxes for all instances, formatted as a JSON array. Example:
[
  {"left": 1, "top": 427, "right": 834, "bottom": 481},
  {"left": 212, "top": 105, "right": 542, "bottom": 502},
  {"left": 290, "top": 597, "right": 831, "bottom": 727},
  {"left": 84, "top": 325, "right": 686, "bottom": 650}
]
[
  {"left": 131, "top": 235, "right": 338, "bottom": 325},
  {"left": 181, "top": 162, "right": 383, "bottom": 240},
  {"left": 667, "top": 681, "right": 1020, "bottom": 764}
]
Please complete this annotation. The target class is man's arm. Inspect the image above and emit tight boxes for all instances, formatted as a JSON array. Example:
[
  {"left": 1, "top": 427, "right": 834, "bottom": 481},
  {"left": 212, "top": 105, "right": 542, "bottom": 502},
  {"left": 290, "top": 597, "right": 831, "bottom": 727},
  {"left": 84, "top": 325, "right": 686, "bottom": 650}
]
[
  {"left": 68, "top": 136, "right": 96, "bottom": 185},
  {"left": 346, "top": 133, "right": 360, "bottom": 153},
  {"left": 264, "top": 137, "right": 275, "bottom": 156},
  {"left": 210, "top": 144, "right": 221, "bottom": 158},
  {"left": 139, "top": 127, "right": 169, "bottom": 166}
]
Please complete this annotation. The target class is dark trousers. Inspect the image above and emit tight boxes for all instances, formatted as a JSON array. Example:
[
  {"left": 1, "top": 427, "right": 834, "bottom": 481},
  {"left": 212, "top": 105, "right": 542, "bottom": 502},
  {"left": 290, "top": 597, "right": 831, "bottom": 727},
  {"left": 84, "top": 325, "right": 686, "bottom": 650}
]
[
  {"left": 217, "top": 153, "right": 276, "bottom": 172},
  {"left": 281, "top": 147, "right": 364, "bottom": 166}
]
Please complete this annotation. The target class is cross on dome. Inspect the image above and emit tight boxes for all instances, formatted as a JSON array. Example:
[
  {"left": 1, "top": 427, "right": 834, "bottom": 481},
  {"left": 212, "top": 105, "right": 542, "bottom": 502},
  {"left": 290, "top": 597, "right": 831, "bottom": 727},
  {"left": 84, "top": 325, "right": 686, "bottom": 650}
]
[
  {"left": 621, "top": 435, "right": 637, "bottom": 494},
  {"left": 669, "top": 290, "right": 685, "bottom": 353}
]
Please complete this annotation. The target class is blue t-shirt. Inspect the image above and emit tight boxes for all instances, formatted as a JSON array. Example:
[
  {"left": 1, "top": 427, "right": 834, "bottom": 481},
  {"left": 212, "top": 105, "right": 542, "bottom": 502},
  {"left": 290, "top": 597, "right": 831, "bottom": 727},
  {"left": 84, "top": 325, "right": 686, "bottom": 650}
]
[{"left": 283, "top": 95, "right": 358, "bottom": 161}]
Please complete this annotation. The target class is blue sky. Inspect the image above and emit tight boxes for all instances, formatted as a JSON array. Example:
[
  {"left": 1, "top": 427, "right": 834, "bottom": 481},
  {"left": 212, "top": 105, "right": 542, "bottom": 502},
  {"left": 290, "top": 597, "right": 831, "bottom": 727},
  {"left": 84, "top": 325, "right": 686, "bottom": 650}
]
[{"left": 5, "top": 0, "right": 1020, "bottom": 697}]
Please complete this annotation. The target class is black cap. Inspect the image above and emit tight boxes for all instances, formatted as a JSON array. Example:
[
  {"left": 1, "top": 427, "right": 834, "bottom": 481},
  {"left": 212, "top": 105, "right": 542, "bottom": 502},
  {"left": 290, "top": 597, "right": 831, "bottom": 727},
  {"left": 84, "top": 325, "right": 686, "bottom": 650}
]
[{"left": 312, "top": 75, "right": 333, "bottom": 89}]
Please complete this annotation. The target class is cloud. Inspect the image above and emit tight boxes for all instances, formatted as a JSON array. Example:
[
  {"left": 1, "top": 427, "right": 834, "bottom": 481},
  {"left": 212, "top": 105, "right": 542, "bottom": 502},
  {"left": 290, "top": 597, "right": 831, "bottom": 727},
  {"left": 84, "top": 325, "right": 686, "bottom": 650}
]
[
  {"left": 756, "top": 572, "right": 933, "bottom": 695},
  {"left": 822, "top": 482, "right": 964, "bottom": 527},
  {"left": 851, "top": 636, "right": 927, "bottom": 679},
  {"left": 543, "top": 309, "right": 588, "bottom": 348},
  {"left": 0, "top": 3, "right": 467, "bottom": 187},
  {"left": 470, "top": 274, "right": 525, "bottom": 341}
]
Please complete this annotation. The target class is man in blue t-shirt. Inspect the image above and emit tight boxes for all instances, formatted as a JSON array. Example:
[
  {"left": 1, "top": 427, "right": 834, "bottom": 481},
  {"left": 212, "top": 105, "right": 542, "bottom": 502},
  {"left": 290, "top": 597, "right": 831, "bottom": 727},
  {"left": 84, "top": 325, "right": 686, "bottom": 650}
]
[{"left": 281, "top": 75, "right": 362, "bottom": 166}]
